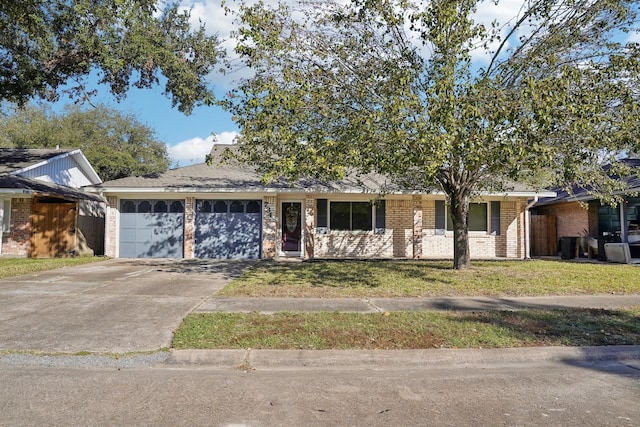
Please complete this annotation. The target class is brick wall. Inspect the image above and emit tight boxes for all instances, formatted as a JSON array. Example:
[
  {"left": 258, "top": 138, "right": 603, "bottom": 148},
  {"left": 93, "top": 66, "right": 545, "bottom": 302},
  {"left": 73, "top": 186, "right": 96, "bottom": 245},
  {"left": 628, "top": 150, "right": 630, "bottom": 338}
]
[
  {"left": 262, "top": 196, "right": 277, "bottom": 258},
  {"left": 183, "top": 197, "right": 195, "bottom": 259},
  {"left": 315, "top": 232, "right": 394, "bottom": 257},
  {"left": 387, "top": 199, "right": 413, "bottom": 257},
  {"left": 535, "top": 202, "right": 591, "bottom": 240},
  {"left": 412, "top": 196, "right": 423, "bottom": 258},
  {"left": 1, "top": 198, "right": 32, "bottom": 256},
  {"left": 304, "top": 195, "right": 315, "bottom": 259},
  {"left": 421, "top": 198, "right": 525, "bottom": 259},
  {"left": 105, "top": 196, "right": 118, "bottom": 257}
]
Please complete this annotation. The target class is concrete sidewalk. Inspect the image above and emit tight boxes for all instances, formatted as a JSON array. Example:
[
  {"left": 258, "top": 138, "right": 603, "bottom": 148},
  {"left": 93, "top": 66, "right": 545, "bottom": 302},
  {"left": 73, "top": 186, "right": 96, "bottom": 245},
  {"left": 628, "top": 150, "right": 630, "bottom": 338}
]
[{"left": 195, "top": 294, "right": 640, "bottom": 313}]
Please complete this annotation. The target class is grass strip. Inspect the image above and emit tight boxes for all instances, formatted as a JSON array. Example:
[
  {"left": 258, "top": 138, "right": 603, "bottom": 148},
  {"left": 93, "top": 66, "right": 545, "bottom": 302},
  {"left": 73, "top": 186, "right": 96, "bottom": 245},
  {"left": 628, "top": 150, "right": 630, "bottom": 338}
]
[
  {"left": 173, "top": 307, "right": 640, "bottom": 350},
  {"left": 0, "top": 257, "right": 105, "bottom": 279},
  {"left": 218, "top": 259, "right": 640, "bottom": 298}
]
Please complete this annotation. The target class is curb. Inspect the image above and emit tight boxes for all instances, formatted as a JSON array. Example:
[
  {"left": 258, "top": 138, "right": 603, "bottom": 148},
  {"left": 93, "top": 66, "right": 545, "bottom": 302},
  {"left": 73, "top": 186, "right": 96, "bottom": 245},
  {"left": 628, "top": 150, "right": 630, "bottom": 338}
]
[{"left": 167, "top": 345, "right": 640, "bottom": 370}]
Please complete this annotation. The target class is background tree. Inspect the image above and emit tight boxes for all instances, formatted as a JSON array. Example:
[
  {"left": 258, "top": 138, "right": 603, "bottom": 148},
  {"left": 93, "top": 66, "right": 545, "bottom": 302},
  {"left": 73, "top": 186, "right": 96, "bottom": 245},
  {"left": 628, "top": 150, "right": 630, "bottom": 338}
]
[
  {"left": 0, "top": 104, "right": 170, "bottom": 181},
  {"left": 0, "top": 0, "right": 222, "bottom": 113},
  {"left": 222, "top": 0, "right": 640, "bottom": 269}
]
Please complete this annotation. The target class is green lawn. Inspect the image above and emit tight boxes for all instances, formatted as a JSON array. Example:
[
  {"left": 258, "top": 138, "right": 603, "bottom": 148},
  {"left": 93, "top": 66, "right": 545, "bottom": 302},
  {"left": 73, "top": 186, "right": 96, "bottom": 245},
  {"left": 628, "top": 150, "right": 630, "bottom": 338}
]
[
  {"left": 173, "top": 307, "right": 640, "bottom": 350},
  {"left": 176, "top": 259, "right": 640, "bottom": 350},
  {"left": 217, "top": 259, "right": 640, "bottom": 298},
  {"left": 0, "top": 257, "right": 105, "bottom": 279}
]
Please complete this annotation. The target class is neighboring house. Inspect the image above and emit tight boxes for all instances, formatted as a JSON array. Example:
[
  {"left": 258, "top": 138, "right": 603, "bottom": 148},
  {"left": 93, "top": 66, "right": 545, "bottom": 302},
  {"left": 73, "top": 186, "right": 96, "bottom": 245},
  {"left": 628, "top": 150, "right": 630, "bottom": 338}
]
[
  {"left": 531, "top": 159, "right": 640, "bottom": 257},
  {"left": 0, "top": 148, "right": 104, "bottom": 257},
  {"left": 87, "top": 145, "right": 554, "bottom": 260}
]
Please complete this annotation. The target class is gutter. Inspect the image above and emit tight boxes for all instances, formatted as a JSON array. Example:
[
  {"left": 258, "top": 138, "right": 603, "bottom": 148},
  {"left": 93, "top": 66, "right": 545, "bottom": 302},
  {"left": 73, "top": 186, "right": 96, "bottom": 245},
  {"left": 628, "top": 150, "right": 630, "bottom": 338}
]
[{"left": 524, "top": 196, "right": 539, "bottom": 259}]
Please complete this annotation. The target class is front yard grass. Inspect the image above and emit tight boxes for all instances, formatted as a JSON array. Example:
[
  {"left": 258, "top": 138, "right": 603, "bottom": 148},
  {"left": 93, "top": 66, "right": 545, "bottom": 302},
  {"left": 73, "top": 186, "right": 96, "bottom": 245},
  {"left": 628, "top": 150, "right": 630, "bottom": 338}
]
[
  {"left": 0, "top": 257, "right": 104, "bottom": 279},
  {"left": 173, "top": 307, "right": 640, "bottom": 350},
  {"left": 217, "top": 259, "right": 640, "bottom": 298},
  {"left": 191, "top": 259, "right": 640, "bottom": 350}
]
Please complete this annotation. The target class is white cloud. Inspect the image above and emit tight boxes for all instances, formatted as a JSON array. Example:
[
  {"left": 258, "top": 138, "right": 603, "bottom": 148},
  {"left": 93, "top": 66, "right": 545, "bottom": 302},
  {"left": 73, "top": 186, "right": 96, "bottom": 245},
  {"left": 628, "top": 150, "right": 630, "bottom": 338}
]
[
  {"left": 628, "top": 31, "right": 640, "bottom": 43},
  {"left": 167, "top": 131, "right": 239, "bottom": 166}
]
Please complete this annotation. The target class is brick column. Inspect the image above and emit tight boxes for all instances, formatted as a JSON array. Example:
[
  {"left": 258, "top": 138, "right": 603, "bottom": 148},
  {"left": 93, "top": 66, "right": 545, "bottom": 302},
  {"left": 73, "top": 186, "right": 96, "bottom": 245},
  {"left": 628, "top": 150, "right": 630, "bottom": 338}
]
[
  {"left": 184, "top": 197, "right": 195, "bottom": 259},
  {"left": 262, "top": 196, "right": 277, "bottom": 258},
  {"left": 412, "top": 195, "right": 423, "bottom": 259},
  {"left": 105, "top": 196, "right": 118, "bottom": 257},
  {"left": 305, "top": 195, "right": 315, "bottom": 259},
  {"left": 2, "top": 198, "right": 32, "bottom": 256}
]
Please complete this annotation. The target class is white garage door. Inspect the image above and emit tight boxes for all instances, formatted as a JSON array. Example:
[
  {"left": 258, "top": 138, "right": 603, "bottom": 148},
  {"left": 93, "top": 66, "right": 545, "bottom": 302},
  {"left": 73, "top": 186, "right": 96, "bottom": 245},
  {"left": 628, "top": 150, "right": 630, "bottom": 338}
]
[{"left": 119, "top": 200, "right": 184, "bottom": 258}]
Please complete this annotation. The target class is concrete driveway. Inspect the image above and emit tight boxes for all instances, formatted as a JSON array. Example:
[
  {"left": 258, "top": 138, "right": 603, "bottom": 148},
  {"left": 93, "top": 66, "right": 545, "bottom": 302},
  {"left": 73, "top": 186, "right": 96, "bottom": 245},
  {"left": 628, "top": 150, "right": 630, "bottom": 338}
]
[{"left": 0, "top": 259, "right": 251, "bottom": 353}]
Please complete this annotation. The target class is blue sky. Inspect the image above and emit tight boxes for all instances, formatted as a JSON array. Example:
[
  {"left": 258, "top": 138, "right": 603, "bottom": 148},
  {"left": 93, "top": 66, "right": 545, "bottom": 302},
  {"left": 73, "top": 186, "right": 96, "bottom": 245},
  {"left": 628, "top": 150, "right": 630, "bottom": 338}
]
[{"left": 50, "top": 0, "right": 640, "bottom": 168}]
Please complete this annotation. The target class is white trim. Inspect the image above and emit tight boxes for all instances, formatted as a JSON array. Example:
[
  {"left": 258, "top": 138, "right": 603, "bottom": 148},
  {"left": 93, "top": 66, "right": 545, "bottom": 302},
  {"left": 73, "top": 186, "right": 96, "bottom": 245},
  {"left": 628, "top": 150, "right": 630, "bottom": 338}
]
[{"left": 87, "top": 187, "right": 556, "bottom": 198}]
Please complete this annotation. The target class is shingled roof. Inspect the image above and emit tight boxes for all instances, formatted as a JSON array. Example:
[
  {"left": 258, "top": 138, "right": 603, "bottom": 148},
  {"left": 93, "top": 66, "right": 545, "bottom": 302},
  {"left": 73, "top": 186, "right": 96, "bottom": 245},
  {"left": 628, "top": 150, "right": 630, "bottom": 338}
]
[
  {"left": 89, "top": 145, "right": 402, "bottom": 194},
  {"left": 0, "top": 148, "right": 75, "bottom": 175},
  {"left": 535, "top": 159, "right": 640, "bottom": 206},
  {"left": 89, "top": 144, "right": 551, "bottom": 197}
]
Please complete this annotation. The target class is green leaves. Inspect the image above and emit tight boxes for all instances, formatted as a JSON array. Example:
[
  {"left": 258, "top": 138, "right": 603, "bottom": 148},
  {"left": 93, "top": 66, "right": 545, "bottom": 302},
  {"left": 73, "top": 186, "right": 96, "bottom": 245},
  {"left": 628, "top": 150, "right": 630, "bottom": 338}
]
[
  {"left": 0, "top": 104, "right": 170, "bottom": 181},
  {"left": 0, "top": 0, "right": 222, "bottom": 113},
  {"left": 223, "top": 0, "right": 640, "bottom": 267}
]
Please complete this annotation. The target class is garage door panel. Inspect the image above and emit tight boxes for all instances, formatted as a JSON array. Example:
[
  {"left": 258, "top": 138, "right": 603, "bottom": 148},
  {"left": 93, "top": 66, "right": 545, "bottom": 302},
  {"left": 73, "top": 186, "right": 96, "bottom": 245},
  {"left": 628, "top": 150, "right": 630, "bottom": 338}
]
[
  {"left": 119, "top": 201, "right": 184, "bottom": 258},
  {"left": 195, "top": 200, "right": 262, "bottom": 259}
]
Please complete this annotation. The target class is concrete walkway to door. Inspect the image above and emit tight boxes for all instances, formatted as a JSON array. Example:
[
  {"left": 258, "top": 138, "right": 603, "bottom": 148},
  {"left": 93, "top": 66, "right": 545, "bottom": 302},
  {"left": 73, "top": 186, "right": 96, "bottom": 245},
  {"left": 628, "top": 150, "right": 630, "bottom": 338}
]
[{"left": 0, "top": 259, "right": 252, "bottom": 353}]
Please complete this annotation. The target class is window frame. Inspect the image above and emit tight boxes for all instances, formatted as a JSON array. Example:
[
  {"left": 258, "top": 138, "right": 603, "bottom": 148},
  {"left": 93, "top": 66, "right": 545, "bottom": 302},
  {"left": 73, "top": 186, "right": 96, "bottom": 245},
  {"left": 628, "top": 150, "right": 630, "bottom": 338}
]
[
  {"left": 435, "top": 200, "right": 500, "bottom": 235},
  {"left": 317, "top": 199, "right": 385, "bottom": 233}
]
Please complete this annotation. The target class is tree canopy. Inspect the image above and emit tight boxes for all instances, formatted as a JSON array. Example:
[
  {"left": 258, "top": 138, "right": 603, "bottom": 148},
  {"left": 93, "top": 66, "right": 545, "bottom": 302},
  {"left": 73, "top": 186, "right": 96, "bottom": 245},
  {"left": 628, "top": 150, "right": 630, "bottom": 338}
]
[
  {"left": 0, "top": 0, "right": 222, "bottom": 113},
  {"left": 0, "top": 104, "right": 170, "bottom": 181},
  {"left": 222, "top": 0, "right": 640, "bottom": 268}
]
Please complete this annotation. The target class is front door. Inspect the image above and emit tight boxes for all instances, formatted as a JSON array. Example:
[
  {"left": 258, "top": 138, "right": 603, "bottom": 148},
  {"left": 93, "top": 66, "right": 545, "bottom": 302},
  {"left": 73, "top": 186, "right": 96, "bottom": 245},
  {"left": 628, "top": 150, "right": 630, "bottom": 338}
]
[{"left": 281, "top": 202, "right": 302, "bottom": 254}]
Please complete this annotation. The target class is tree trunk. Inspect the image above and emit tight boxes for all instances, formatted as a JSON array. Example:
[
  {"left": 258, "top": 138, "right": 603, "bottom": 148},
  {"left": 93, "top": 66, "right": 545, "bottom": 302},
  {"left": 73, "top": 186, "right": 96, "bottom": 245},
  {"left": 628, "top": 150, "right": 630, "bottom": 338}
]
[{"left": 449, "top": 190, "right": 471, "bottom": 270}]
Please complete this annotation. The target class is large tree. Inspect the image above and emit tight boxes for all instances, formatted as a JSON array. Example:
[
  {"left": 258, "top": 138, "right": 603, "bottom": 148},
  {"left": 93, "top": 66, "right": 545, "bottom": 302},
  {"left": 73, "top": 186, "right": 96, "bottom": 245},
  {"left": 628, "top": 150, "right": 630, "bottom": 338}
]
[
  {"left": 222, "top": 0, "right": 640, "bottom": 269},
  {"left": 1, "top": 0, "right": 222, "bottom": 113},
  {"left": 0, "top": 104, "right": 170, "bottom": 181}
]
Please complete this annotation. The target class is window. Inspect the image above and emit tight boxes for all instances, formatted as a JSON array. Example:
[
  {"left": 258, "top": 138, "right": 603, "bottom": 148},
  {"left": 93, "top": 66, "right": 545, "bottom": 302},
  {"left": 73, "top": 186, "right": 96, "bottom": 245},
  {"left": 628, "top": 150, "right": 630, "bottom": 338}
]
[
  {"left": 435, "top": 200, "right": 500, "bottom": 234},
  {"left": 121, "top": 201, "right": 136, "bottom": 213},
  {"left": 137, "top": 201, "right": 151, "bottom": 213},
  {"left": 230, "top": 200, "right": 244, "bottom": 213},
  {"left": 329, "top": 201, "right": 373, "bottom": 231},
  {"left": 169, "top": 201, "right": 184, "bottom": 213},
  {"left": 246, "top": 201, "right": 261, "bottom": 213},
  {"left": 198, "top": 200, "right": 212, "bottom": 213},
  {"left": 154, "top": 201, "right": 168, "bottom": 213},
  {"left": 213, "top": 201, "right": 227, "bottom": 213}
]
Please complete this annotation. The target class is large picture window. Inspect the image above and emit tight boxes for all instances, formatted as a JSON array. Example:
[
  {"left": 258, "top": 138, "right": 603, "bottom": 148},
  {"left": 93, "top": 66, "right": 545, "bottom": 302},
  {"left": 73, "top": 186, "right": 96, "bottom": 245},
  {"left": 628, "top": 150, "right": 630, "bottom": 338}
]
[
  {"left": 435, "top": 200, "right": 500, "bottom": 234},
  {"left": 330, "top": 202, "right": 372, "bottom": 231}
]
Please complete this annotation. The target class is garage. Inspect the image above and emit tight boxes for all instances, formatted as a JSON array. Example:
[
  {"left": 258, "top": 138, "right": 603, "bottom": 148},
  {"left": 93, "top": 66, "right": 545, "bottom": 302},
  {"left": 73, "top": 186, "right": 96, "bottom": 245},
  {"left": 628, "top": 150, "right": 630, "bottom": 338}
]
[
  {"left": 119, "top": 199, "right": 184, "bottom": 258},
  {"left": 195, "top": 199, "right": 262, "bottom": 259}
]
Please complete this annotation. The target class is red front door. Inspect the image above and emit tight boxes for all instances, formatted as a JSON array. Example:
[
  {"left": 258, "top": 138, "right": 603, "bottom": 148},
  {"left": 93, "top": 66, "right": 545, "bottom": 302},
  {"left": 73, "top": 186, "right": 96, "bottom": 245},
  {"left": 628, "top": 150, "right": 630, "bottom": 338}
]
[{"left": 281, "top": 202, "right": 301, "bottom": 252}]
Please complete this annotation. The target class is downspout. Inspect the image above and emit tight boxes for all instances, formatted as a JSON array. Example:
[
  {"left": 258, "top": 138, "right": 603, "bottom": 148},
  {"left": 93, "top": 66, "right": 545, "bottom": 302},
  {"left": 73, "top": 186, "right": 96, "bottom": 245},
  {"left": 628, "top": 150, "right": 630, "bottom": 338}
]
[{"left": 525, "top": 196, "right": 539, "bottom": 259}]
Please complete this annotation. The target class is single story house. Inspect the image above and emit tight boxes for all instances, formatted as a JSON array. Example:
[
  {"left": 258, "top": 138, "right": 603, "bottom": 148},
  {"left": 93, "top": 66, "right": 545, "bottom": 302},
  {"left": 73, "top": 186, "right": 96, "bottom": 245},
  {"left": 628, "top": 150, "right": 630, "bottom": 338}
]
[
  {"left": 87, "top": 145, "right": 554, "bottom": 260},
  {"left": 530, "top": 159, "right": 640, "bottom": 257},
  {"left": 0, "top": 148, "right": 104, "bottom": 257}
]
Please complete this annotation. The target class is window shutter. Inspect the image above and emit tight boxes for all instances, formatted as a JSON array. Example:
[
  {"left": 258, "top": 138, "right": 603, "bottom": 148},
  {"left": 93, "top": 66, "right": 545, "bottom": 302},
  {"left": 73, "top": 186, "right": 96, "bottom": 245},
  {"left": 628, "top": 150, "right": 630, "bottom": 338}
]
[
  {"left": 375, "top": 200, "right": 386, "bottom": 234},
  {"left": 435, "top": 200, "right": 445, "bottom": 235},
  {"left": 317, "top": 199, "right": 327, "bottom": 233},
  {"left": 491, "top": 201, "right": 501, "bottom": 235}
]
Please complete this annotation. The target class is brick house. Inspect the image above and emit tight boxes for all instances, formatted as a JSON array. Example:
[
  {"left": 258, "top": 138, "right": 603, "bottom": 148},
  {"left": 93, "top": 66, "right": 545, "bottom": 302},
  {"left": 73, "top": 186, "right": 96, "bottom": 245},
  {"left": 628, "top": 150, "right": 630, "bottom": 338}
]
[
  {"left": 86, "top": 145, "right": 553, "bottom": 260},
  {"left": 0, "top": 149, "right": 104, "bottom": 257},
  {"left": 530, "top": 159, "right": 640, "bottom": 257}
]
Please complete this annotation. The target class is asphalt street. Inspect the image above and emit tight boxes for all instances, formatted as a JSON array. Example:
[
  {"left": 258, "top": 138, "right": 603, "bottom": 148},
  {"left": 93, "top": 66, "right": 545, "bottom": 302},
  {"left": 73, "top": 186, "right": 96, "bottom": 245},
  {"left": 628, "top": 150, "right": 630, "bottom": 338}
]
[
  {"left": 0, "top": 258, "right": 639, "bottom": 426},
  {"left": 1, "top": 356, "right": 639, "bottom": 426}
]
